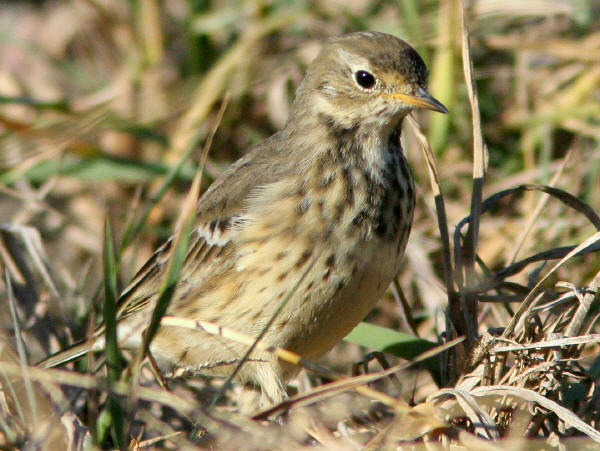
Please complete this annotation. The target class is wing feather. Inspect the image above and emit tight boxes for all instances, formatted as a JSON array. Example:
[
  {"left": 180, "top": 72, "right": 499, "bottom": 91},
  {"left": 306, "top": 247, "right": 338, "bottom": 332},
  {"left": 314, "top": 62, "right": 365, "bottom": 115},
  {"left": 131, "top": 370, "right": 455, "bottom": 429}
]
[{"left": 116, "top": 133, "right": 299, "bottom": 321}]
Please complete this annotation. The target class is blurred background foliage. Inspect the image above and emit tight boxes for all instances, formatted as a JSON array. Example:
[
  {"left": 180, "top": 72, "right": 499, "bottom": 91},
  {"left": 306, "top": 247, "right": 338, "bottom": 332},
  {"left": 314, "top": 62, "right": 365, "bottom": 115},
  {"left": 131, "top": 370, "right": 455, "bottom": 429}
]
[
  {"left": 0, "top": 0, "right": 599, "bottom": 409},
  {"left": 1, "top": 0, "right": 600, "bottom": 447}
]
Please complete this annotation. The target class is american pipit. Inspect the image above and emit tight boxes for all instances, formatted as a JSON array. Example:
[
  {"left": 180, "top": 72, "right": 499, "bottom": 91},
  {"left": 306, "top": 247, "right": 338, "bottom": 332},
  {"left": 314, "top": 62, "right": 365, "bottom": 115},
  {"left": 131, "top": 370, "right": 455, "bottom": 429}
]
[{"left": 40, "top": 32, "right": 447, "bottom": 407}]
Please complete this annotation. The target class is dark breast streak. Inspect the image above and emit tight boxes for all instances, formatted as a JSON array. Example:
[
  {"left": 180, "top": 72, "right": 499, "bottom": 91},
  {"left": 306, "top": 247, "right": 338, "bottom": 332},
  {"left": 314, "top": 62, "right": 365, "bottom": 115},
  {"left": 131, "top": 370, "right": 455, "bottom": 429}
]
[
  {"left": 317, "top": 114, "right": 416, "bottom": 248},
  {"left": 377, "top": 128, "right": 415, "bottom": 245}
]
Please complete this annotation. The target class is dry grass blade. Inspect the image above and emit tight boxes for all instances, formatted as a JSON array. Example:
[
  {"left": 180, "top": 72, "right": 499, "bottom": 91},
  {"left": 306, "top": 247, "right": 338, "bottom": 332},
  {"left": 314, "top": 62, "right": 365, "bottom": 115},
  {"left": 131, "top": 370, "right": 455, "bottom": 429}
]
[
  {"left": 563, "top": 269, "right": 600, "bottom": 337},
  {"left": 483, "top": 243, "right": 600, "bottom": 290},
  {"left": 503, "top": 231, "right": 600, "bottom": 338},
  {"left": 405, "top": 114, "right": 457, "bottom": 387},
  {"left": 406, "top": 115, "right": 442, "bottom": 195},
  {"left": 0, "top": 108, "right": 110, "bottom": 178},
  {"left": 453, "top": 183, "right": 600, "bottom": 300},
  {"left": 457, "top": 0, "right": 488, "bottom": 345},
  {"left": 406, "top": 115, "right": 454, "bottom": 300},
  {"left": 0, "top": 224, "right": 59, "bottom": 297},
  {"left": 0, "top": 329, "right": 74, "bottom": 449},
  {"left": 5, "top": 271, "right": 38, "bottom": 425},
  {"left": 456, "top": 184, "right": 600, "bottom": 233},
  {"left": 509, "top": 148, "right": 573, "bottom": 263},
  {"left": 459, "top": 2, "right": 486, "bottom": 181},
  {"left": 0, "top": 362, "right": 201, "bottom": 419},
  {"left": 160, "top": 314, "right": 463, "bottom": 418},
  {"left": 471, "top": 386, "right": 600, "bottom": 443},
  {"left": 168, "top": 11, "right": 299, "bottom": 161},
  {"left": 254, "top": 339, "right": 465, "bottom": 419},
  {"left": 429, "top": 388, "right": 499, "bottom": 439},
  {"left": 493, "top": 334, "right": 600, "bottom": 352}
]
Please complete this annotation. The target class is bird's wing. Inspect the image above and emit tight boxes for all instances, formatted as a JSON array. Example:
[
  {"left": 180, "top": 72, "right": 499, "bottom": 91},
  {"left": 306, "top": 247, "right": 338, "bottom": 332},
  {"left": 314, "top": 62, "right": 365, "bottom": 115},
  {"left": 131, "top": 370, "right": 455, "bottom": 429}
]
[
  {"left": 115, "top": 215, "right": 240, "bottom": 320},
  {"left": 39, "top": 213, "right": 244, "bottom": 368},
  {"left": 115, "top": 133, "right": 297, "bottom": 320}
]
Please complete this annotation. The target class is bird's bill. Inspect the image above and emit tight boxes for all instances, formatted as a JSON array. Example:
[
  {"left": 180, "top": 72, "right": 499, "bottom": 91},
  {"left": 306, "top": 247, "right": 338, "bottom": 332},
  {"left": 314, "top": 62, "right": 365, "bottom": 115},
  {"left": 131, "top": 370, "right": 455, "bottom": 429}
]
[{"left": 383, "top": 87, "right": 448, "bottom": 114}]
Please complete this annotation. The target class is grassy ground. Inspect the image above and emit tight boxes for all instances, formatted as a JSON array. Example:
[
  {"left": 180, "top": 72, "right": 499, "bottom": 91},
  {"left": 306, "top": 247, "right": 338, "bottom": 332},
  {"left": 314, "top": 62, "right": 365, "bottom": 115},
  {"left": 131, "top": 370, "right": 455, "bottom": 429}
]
[{"left": 1, "top": 0, "right": 599, "bottom": 449}]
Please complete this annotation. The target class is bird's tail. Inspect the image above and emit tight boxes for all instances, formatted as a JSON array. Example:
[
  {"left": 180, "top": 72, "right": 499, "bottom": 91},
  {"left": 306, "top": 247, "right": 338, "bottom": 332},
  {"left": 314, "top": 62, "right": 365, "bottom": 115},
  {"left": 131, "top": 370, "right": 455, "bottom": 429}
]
[{"left": 38, "top": 338, "right": 103, "bottom": 369}]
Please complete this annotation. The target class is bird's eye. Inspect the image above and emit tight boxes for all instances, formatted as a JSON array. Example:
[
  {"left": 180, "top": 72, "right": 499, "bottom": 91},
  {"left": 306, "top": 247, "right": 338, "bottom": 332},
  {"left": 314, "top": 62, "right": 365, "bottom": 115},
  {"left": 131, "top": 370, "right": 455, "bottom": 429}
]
[{"left": 355, "top": 70, "right": 376, "bottom": 89}]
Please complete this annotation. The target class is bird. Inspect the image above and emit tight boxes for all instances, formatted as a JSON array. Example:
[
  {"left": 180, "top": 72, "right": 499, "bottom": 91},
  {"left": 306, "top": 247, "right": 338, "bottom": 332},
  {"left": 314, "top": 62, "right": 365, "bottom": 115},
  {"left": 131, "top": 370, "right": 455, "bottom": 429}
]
[{"left": 39, "top": 31, "right": 447, "bottom": 409}]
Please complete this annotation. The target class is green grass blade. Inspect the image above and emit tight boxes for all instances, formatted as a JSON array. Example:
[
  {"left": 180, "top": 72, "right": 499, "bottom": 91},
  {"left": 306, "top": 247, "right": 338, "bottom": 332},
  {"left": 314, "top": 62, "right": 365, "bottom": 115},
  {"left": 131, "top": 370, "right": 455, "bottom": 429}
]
[
  {"left": 0, "top": 154, "right": 196, "bottom": 185},
  {"left": 103, "top": 219, "right": 122, "bottom": 382},
  {"left": 138, "top": 171, "right": 202, "bottom": 360},
  {"left": 119, "top": 127, "right": 205, "bottom": 252},
  {"left": 101, "top": 219, "right": 125, "bottom": 449},
  {"left": 345, "top": 322, "right": 440, "bottom": 380}
]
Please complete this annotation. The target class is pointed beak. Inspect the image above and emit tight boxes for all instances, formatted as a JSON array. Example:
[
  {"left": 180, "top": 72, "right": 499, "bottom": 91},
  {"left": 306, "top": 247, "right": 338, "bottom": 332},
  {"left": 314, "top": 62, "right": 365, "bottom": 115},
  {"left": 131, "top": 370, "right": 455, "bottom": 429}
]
[{"left": 383, "top": 86, "right": 448, "bottom": 114}]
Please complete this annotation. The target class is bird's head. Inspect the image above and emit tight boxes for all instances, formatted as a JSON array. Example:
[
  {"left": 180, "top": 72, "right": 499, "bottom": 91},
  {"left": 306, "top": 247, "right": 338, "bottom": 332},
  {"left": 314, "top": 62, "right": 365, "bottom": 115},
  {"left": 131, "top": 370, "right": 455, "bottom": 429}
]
[{"left": 290, "top": 32, "right": 447, "bottom": 132}]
